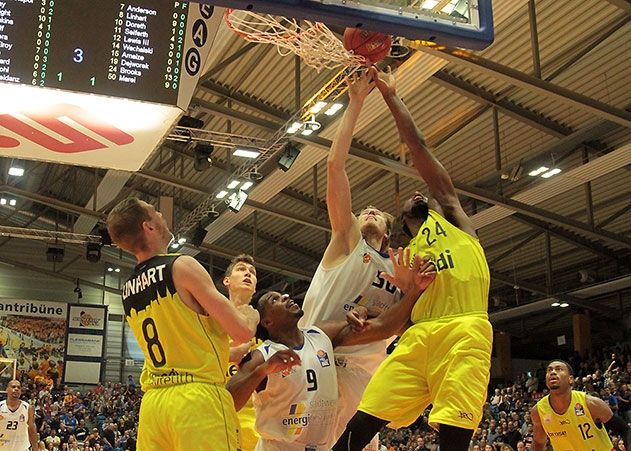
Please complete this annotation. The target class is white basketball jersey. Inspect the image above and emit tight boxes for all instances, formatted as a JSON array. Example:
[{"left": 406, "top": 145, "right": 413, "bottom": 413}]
[
  {"left": 0, "top": 400, "right": 30, "bottom": 451},
  {"left": 299, "top": 238, "right": 400, "bottom": 373},
  {"left": 253, "top": 327, "right": 338, "bottom": 449}
]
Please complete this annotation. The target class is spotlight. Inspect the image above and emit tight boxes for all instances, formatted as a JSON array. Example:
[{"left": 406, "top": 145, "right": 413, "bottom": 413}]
[
  {"left": 8, "top": 199, "right": 16, "bottom": 207},
  {"left": 227, "top": 190, "right": 248, "bottom": 213},
  {"left": 190, "top": 224, "right": 208, "bottom": 247},
  {"left": 46, "top": 245, "right": 64, "bottom": 263},
  {"left": 98, "top": 228, "right": 113, "bottom": 246},
  {"left": 193, "top": 143, "right": 214, "bottom": 172},
  {"left": 86, "top": 243, "right": 102, "bottom": 263},
  {"left": 178, "top": 115, "right": 204, "bottom": 129},
  {"left": 245, "top": 166, "right": 263, "bottom": 181},
  {"left": 278, "top": 142, "right": 301, "bottom": 172},
  {"left": 74, "top": 279, "right": 83, "bottom": 300},
  {"left": 207, "top": 205, "right": 220, "bottom": 218},
  {"left": 303, "top": 116, "right": 321, "bottom": 131}
]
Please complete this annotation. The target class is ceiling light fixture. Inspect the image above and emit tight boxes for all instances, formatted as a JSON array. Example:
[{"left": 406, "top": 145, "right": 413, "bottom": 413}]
[
  {"left": 324, "top": 103, "right": 344, "bottom": 116},
  {"left": 528, "top": 166, "right": 549, "bottom": 177},
  {"left": 8, "top": 166, "right": 24, "bottom": 177},
  {"left": 541, "top": 168, "right": 562, "bottom": 178},
  {"left": 233, "top": 148, "right": 261, "bottom": 159}
]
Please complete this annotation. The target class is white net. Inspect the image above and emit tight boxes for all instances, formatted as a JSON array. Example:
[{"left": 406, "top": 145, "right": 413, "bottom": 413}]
[{"left": 224, "top": 9, "right": 367, "bottom": 72}]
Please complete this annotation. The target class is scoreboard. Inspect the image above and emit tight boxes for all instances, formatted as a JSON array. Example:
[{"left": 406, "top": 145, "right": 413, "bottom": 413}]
[{"left": 0, "top": 0, "right": 218, "bottom": 107}]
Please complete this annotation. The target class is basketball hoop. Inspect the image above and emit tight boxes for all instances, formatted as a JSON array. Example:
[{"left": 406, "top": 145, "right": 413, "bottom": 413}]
[{"left": 224, "top": 9, "right": 367, "bottom": 72}]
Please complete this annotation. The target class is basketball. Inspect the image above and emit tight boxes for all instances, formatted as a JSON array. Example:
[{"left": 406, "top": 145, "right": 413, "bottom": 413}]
[{"left": 343, "top": 28, "right": 392, "bottom": 64}]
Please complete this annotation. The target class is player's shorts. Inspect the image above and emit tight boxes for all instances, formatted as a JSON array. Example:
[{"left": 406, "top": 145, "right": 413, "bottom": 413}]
[
  {"left": 358, "top": 313, "right": 492, "bottom": 430},
  {"left": 334, "top": 362, "right": 380, "bottom": 450},
  {"left": 238, "top": 400, "right": 260, "bottom": 451},
  {"left": 138, "top": 382, "right": 239, "bottom": 451},
  {"left": 254, "top": 439, "right": 330, "bottom": 451}
]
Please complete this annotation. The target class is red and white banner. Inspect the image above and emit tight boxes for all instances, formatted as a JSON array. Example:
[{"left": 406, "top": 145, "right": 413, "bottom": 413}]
[{"left": 0, "top": 83, "right": 181, "bottom": 171}]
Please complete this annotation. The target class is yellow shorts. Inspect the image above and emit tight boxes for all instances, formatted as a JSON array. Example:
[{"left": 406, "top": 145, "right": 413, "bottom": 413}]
[
  {"left": 138, "top": 382, "right": 240, "bottom": 451},
  {"left": 238, "top": 399, "right": 260, "bottom": 451},
  {"left": 358, "top": 313, "right": 492, "bottom": 430}
]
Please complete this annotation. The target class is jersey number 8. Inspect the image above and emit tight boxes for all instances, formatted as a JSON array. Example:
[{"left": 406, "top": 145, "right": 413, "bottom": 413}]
[{"left": 142, "top": 318, "right": 167, "bottom": 367}]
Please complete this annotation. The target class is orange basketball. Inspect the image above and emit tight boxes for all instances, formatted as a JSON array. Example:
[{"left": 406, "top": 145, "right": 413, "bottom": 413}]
[{"left": 343, "top": 28, "right": 392, "bottom": 64}]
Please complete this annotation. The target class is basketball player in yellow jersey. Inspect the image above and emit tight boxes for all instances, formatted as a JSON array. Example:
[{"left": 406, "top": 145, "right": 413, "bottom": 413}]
[
  {"left": 334, "top": 66, "right": 492, "bottom": 451},
  {"left": 107, "top": 197, "right": 260, "bottom": 451},
  {"left": 224, "top": 254, "right": 262, "bottom": 450},
  {"left": 532, "top": 360, "right": 630, "bottom": 450}
]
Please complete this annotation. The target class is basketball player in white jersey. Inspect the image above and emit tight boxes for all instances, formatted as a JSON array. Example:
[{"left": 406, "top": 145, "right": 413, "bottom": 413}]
[
  {"left": 0, "top": 380, "right": 38, "bottom": 451},
  {"left": 298, "top": 70, "right": 401, "bottom": 448},
  {"left": 228, "top": 291, "right": 347, "bottom": 451}
]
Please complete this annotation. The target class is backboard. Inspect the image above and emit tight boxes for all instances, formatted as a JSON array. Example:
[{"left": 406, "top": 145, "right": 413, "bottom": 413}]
[{"left": 197, "top": 0, "right": 494, "bottom": 50}]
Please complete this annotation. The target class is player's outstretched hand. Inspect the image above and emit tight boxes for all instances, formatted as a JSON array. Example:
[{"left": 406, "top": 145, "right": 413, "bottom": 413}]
[
  {"left": 346, "top": 306, "right": 369, "bottom": 332},
  {"left": 264, "top": 349, "right": 301, "bottom": 375},
  {"left": 369, "top": 65, "right": 396, "bottom": 96},
  {"left": 237, "top": 304, "right": 260, "bottom": 331},
  {"left": 347, "top": 70, "right": 375, "bottom": 104},
  {"left": 380, "top": 247, "right": 436, "bottom": 294}
]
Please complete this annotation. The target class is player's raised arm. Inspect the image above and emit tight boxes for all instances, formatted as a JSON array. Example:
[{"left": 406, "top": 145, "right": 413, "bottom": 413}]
[
  {"left": 370, "top": 66, "right": 476, "bottom": 237},
  {"left": 173, "top": 256, "right": 259, "bottom": 344},
  {"left": 227, "top": 349, "right": 301, "bottom": 411},
  {"left": 323, "top": 71, "right": 375, "bottom": 267}
]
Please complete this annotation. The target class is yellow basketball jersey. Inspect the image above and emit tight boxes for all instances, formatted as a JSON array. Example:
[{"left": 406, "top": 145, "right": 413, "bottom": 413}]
[
  {"left": 122, "top": 254, "right": 230, "bottom": 391},
  {"left": 536, "top": 390, "right": 613, "bottom": 451},
  {"left": 226, "top": 338, "right": 263, "bottom": 451},
  {"left": 408, "top": 210, "right": 490, "bottom": 322}
]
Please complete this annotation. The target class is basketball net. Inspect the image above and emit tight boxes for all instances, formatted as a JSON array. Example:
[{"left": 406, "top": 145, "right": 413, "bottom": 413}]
[{"left": 224, "top": 9, "right": 367, "bottom": 72}]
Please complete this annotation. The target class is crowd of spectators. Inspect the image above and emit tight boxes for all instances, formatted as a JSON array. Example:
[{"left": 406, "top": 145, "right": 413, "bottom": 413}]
[
  {"left": 378, "top": 344, "right": 631, "bottom": 451},
  {"left": 17, "top": 376, "right": 140, "bottom": 451},
  {"left": 8, "top": 343, "right": 630, "bottom": 450}
]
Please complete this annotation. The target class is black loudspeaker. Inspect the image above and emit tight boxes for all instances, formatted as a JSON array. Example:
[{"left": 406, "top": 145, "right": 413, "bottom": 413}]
[
  {"left": 86, "top": 243, "right": 102, "bottom": 263},
  {"left": 278, "top": 142, "right": 300, "bottom": 172},
  {"left": 190, "top": 226, "right": 208, "bottom": 247},
  {"left": 46, "top": 246, "right": 64, "bottom": 263}
]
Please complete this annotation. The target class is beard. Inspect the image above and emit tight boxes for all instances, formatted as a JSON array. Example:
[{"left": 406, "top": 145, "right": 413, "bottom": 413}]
[{"left": 409, "top": 199, "right": 429, "bottom": 220}]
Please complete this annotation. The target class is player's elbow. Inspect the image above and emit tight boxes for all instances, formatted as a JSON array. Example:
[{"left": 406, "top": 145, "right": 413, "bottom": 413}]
[{"left": 231, "top": 326, "right": 255, "bottom": 345}]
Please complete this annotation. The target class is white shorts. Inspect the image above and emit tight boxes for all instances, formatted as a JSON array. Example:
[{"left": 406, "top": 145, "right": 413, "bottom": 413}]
[
  {"left": 334, "top": 365, "right": 380, "bottom": 451},
  {"left": 254, "top": 439, "right": 328, "bottom": 451}
]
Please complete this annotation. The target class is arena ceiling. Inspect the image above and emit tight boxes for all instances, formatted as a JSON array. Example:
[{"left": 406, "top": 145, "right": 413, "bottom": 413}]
[{"left": 0, "top": 0, "right": 629, "bottom": 354}]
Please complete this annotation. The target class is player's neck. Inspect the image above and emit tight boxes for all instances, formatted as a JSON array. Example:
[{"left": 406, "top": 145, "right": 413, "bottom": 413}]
[
  {"left": 229, "top": 291, "right": 252, "bottom": 307},
  {"left": 272, "top": 327, "right": 303, "bottom": 349},
  {"left": 549, "top": 389, "right": 572, "bottom": 414},
  {"left": 363, "top": 233, "right": 384, "bottom": 253},
  {"left": 134, "top": 243, "right": 169, "bottom": 264},
  {"left": 6, "top": 396, "right": 20, "bottom": 410}
]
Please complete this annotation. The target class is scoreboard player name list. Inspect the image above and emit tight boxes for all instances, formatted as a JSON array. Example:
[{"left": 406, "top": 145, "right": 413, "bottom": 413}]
[
  {"left": 0, "top": 2, "right": 159, "bottom": 85},
  {"left": 117, "top": 4, "right": 156, "bottom": 84},
  {"left": 0, "top": 0, "right": 17, "bottom": 82}
]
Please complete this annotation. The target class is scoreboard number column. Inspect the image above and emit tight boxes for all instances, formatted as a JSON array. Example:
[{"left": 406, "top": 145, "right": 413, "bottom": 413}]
[
  {"left": 108, "top": 3, "right": 125, "bottom": 82},
  {"left": 32, "top": 0, "right": 54, "bottom": 86}
]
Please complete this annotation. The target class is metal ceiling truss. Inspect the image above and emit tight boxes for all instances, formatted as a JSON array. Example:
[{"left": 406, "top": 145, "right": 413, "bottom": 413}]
[
  {"left": 410, "top": 41, "right": 631, "bottom": 128},
  {"left": 490, "top": 270, "right": 620, "bottom": 319}
]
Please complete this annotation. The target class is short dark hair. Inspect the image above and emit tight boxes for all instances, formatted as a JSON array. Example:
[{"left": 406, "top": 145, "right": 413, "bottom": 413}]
[
  {"left": 548, "top": 359, "right": 574, "bottom": 376},
  {"left": 224, "top": 254, "right": 255, "bottom": 278},
  {"left": 106, "top": 198, "right": 151, "bottom": 252}
]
